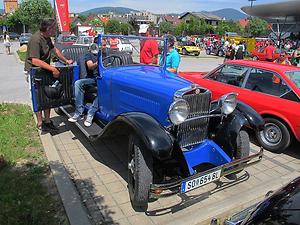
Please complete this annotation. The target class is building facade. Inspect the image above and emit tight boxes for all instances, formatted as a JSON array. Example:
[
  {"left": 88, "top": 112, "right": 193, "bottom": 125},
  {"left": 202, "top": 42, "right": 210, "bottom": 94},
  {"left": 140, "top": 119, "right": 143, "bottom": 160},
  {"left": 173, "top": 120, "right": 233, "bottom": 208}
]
[{"left": 4, "top": 0, "right": 18, "bottom": 14}]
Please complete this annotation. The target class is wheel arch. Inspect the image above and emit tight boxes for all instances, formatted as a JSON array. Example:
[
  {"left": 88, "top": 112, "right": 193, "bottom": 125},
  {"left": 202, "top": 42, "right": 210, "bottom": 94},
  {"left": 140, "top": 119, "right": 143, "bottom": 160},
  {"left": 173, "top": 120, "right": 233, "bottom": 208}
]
[{"left": 99, "top": 112, "right": 174, "bottom": 160}]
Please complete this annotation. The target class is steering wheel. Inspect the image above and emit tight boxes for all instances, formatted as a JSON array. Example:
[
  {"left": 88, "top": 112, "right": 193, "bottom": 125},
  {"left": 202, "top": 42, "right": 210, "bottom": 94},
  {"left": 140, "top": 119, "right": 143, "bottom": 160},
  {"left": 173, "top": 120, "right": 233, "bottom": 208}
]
[{"left": 102, "top": 55, "right": 124, "bottom": 67}]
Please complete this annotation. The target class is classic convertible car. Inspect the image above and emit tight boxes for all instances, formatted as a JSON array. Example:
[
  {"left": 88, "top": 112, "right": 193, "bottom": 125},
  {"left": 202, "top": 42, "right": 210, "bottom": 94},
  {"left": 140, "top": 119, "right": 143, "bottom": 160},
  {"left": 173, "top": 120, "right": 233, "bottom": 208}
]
[
  {"left": 29, "top": 35, "right": 264, "bottom": 211},
  {"left": 176, "top": 41, "right": 201, "bottom": 56}
]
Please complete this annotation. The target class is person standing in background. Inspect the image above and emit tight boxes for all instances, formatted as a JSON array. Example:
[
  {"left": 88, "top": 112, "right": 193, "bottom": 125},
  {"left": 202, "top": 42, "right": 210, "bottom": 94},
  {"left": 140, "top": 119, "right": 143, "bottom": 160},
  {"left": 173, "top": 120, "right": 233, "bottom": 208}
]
[
  {"left": 264, "top": 41, "right": 276, "bottom": 62},
  {"left": 3, "top": 31, "right": 11, "bottom": 55},
  {"left": 160, "top": 35, "right": 181, "bottom": 74},
  {"left": 139, "top": 24, "right": 159, "bottom": 65}
]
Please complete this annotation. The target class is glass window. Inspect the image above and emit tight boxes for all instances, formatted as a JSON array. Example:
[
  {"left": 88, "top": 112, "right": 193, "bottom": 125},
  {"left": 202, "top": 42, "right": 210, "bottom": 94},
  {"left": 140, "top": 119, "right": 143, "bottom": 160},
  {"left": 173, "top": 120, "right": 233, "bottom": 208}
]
[
  {"left": 285, "top": 70, "right": 300, "bottom": 89},
  {"left": 245, "top": 68, "right": 290, "bottom": 96},
  {"left": 207, "top": 64, "right": 248, "bottom": 87}
]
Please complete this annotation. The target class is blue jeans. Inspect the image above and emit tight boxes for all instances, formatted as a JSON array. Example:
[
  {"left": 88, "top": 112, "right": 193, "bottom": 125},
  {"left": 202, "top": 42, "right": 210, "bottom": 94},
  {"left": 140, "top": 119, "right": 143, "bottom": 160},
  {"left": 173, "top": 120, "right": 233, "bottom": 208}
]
[{"left": 74, "top": 78, "right": 98, "bottom": 118}]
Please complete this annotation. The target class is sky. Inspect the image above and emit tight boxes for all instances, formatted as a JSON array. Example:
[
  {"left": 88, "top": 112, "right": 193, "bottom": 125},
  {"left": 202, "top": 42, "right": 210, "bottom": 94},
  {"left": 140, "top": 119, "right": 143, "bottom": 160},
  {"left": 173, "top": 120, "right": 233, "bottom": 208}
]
[{"left": 0, "top": 0, "right": 289, "bottom": 13}]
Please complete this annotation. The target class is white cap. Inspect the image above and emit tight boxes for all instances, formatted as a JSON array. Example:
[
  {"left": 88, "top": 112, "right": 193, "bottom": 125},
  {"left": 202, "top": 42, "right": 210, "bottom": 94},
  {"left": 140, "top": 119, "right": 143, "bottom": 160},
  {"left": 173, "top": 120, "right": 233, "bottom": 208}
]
[
  {"left": 139, "top": 24, "right": 149, "bottom": 34},
  {"left": 90, "top": 43, "right": 99, "bottom": 54}
]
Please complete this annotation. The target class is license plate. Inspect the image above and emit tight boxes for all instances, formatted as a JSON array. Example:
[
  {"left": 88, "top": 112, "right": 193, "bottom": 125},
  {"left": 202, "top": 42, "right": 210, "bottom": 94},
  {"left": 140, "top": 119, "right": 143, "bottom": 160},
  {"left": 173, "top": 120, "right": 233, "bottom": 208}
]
[{"left": 181, "top": 169, "right": 221, "bottom": 193}]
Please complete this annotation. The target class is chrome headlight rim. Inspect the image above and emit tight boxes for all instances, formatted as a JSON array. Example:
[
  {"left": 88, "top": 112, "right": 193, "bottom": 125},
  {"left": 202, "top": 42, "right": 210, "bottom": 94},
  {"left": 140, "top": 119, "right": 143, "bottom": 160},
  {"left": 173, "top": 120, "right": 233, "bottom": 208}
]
[
  {"left": 168, "top": 99, "right": 190, "bottom": 125},
  {"left": 219, "top": 92, "right": 237, "bottom": 115}
]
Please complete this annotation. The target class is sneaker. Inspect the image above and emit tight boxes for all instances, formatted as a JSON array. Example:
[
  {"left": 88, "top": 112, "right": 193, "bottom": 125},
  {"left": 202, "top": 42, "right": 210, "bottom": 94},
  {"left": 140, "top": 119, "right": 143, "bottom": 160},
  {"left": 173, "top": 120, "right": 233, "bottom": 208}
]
[
  {"left": 43, "top": 120, "right": 59, "bottom": 131},
  {"left": 68, "top": 114, "right": 83, "bottom": 123},
  {"left": 84, "top": 116, "right": 93, "bottom": 127}
]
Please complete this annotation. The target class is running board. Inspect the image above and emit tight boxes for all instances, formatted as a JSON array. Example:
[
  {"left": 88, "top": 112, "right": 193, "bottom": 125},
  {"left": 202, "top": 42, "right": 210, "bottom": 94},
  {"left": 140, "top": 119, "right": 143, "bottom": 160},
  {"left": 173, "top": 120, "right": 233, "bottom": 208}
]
[{"left": 60, "top": 105, "right": 103, "bottom": 140}]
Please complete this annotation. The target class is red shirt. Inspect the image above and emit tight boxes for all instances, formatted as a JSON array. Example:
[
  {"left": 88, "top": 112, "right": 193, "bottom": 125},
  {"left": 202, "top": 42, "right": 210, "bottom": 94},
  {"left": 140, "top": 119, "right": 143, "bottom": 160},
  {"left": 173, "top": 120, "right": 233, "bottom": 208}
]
[
  {"left": 264, "top": 45, "right": 275, "bottom": 60},
  {"left": 140, "top": 39, "right": 159, "bottom": 64},
  {"left": 109, "top": 38, "right": 119, "bottom": 49}
]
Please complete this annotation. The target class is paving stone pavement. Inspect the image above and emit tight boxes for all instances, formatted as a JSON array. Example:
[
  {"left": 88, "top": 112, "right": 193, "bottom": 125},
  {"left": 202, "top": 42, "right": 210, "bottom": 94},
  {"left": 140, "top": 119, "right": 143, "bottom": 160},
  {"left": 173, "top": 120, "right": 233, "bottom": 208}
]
[{"left": 48, "top": 112, "right": 300, "bottom": 225}]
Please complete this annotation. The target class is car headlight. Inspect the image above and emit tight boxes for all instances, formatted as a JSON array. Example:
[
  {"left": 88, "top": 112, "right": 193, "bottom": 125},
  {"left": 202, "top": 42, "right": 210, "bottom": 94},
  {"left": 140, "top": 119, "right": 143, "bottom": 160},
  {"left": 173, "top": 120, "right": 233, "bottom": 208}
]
[
  {"left": 168, "top": 99, "right": 190, "bottom": 125},
  {"left": 219, "top": 93, "right": 237, "bottom": 115}
]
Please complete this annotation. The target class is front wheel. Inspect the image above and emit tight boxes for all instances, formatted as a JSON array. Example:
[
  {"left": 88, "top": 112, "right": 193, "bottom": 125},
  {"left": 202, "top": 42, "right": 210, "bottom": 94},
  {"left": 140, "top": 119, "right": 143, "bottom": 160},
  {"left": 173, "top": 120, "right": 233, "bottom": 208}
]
[
  {"left": 206, "top": 49, "right": 211, "bottom": 55},
  {"left": 128, "top": 135, "right": 153, "bottom": 211},
  {"left": 218, "top": 50, "right": 224, "bottom": 57},
  {"left": 235, "top": 130, "right": 250, "bottom": 159},
  {"left": 182, "top": 48, "right": 187, "bottom": 55},
  {"left": 256, "top": 118, "right": 291, "bottom": 153}
]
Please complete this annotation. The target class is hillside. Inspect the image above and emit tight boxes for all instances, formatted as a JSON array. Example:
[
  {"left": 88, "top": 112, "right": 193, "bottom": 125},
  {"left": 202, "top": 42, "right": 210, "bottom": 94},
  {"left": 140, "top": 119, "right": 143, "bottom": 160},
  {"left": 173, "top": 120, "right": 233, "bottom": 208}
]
[
  {"left": 80, "top": 7, "right": 139, "bottom": 15},
  {"left": 209, "top": 8, "right": 248, "bottom": 21}
]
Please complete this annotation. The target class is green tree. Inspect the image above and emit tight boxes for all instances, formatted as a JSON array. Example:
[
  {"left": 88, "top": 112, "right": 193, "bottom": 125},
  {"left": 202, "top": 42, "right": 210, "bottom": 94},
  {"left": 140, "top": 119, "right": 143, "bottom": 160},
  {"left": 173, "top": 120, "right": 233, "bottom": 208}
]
[
  {"left": 216, "top": 21, "right": 231, "bottom": 35},
  {"left": 18, "top": 0, "right": 53, "bottom": 32},
  {"left": 78, "top": 15, "right": 87, "bottom": 23},
  {"left": 159, "top": 21, "right": 174, "bottom": 34},
  {"left": 89, "top": 17, "right": 103, "bottom": 27},
  {"left": 105, "top": 19, "right": 121, "bottom": 34},
  {"left": 245, "top": 17, "right": 268, "bottom": 37},
  {"left": 120, "top": 23, "right": 132, "bottom": 35},
  {"left": 128, "top": 18, "right": 138, "bottom": 33}
]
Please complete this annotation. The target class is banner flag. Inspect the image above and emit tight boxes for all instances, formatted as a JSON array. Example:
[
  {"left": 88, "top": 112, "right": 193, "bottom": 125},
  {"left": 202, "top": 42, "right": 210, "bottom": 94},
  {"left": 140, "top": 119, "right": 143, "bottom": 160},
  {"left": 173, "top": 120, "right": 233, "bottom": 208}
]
[{"left": 55, "top": 0, "right": 70, "bottom": 33}]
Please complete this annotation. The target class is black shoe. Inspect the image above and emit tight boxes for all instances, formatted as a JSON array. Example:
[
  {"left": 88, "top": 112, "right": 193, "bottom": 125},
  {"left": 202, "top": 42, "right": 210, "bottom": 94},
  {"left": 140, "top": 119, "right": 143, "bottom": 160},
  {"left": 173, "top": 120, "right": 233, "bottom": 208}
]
[{"left": 43, "top": 121, "right": 59, "bottom": 131}]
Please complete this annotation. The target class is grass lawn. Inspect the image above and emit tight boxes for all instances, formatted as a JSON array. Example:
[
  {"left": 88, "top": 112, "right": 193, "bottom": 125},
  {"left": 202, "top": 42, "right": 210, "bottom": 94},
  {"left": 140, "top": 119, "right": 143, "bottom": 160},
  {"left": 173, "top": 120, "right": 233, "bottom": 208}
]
[
  {"left": 17, "top": 50, "right": 26, "bottom": 62},
  {"left": 0, "top": 103, "right": 69, "bottom": 225}
]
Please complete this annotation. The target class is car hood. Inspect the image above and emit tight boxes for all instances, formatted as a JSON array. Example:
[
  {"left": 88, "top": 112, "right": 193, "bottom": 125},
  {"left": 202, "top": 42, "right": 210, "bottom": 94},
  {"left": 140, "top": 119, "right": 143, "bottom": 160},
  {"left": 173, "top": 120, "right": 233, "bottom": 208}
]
[{"left": 107, "top": 65, "right": 192, "bottom": 95}]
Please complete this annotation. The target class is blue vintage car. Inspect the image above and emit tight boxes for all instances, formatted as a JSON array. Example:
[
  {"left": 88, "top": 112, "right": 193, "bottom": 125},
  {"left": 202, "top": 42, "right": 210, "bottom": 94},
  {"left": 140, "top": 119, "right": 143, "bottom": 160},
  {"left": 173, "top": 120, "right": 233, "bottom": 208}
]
[{"left": 30, "top": 35, "right": 264, "bottom": 211}]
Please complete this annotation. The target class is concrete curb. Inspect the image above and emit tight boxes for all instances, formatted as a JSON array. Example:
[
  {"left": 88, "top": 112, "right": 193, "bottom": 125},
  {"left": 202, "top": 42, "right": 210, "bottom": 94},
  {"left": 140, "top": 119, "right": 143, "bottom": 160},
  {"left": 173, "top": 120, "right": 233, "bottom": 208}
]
[{"left": 39, "top": 132, "right": 93, "bottom": 225}]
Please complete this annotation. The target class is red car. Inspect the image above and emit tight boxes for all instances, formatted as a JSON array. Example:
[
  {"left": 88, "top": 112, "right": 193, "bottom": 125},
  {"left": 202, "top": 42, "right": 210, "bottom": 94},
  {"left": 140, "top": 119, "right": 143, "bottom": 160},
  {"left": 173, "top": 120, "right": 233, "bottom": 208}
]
[
  {"left": 179, "top": 60, "right": 300, "bottom": 152},
  {"left": 250, "top": 47, "right": 281, "bottom": 61}
]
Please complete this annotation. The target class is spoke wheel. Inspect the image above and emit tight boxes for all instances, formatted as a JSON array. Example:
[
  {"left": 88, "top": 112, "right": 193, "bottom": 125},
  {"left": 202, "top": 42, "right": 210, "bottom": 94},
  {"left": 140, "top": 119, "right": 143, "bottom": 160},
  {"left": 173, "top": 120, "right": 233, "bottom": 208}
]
[
  {"left": 256, "top": 118, "right": 291, "bottom": 153},
  {"left": 128, "top": 135, "right": 152, "bottom": 211}
]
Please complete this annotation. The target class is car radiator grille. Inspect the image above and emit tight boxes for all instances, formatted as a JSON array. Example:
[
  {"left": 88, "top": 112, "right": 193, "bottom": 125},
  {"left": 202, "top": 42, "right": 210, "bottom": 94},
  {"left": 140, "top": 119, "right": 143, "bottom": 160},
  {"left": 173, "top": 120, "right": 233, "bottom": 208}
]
[{"left": 177, "top": 90, "right": 211, "bottom": 148}]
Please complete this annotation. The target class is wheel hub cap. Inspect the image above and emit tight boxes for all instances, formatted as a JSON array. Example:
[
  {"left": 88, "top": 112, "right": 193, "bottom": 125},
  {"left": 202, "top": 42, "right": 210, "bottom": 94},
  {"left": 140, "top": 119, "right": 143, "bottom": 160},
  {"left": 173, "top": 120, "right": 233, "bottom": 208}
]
[{"left": 261, "top": 123, "right": 282, "bottom": 146}]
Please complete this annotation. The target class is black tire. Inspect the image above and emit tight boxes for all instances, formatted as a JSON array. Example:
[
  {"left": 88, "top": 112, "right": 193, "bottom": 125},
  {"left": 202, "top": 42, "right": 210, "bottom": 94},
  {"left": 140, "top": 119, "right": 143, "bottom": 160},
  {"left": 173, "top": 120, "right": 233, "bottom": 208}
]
[
  {"left": 182, "top": 48, "right": 187, "bottom": 55},
  {"left": 235, "top": 130, "right": 250, "bottom": 159},
  {"left": 256, "top": 118, "right": 291, "bottom": 153},
  {"left": 128, "top": 135, "right": 153, "bottom": 211},
  {"left": 54, "top": 107, "right": 64, "bottom": 116},
  {"left": 206, "top": 49, "right": 211, "bottom": 55},
  {"left": 252, "top": 56, "right": 259, "bottom": 61},
  {"left": 194, "top": 52, "right": 200, "bottom": 56}
]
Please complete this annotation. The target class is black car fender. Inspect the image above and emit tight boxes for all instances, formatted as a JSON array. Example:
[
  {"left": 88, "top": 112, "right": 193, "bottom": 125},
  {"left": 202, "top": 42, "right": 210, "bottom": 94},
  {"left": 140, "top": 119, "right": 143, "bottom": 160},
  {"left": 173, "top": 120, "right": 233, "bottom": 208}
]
[
  {"left": 235, "top": 101, "right": 265, "bottom": 131},
  {"left": 99, "top": 112, "right": 174, "bottom": 160},
  {"left": 212, "top": 110, "right": 249, "bottom": 158}
]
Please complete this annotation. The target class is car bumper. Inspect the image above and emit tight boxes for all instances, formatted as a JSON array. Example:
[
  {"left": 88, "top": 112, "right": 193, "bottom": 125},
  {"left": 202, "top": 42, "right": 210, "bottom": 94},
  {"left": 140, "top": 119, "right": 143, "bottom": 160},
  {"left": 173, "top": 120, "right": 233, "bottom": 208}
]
[{"left": 149, "top": 148, "right": 263, "bottom": 198}]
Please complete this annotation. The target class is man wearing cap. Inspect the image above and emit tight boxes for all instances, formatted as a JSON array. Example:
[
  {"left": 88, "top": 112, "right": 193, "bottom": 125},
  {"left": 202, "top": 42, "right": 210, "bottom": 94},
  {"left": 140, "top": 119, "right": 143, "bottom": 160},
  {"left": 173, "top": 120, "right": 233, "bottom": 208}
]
[
  {"left": 139, "top": 24, "right": 159, "bottom": 65},
  {"left": 68, "top": 43, "right": 99, "bottom": 127}
]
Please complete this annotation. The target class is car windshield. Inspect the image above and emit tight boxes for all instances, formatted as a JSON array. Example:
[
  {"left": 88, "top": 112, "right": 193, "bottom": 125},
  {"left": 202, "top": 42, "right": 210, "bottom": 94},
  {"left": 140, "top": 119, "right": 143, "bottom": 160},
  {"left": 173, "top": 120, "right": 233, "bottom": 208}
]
[
  {"left": 285, "top": 71, "right": 300, "bottom": 89},
  {"left": 100, "top": 35, "right": 166, "bottom": 69},
  {"left": 21, "top": 33, "right": 31, "bottom": 37}
]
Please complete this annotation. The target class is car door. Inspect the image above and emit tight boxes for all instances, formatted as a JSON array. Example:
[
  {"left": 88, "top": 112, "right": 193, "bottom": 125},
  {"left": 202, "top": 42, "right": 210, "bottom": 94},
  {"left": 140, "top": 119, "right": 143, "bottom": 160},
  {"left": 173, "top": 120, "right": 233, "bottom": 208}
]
[
  {"left": 30, "top": 66, "right": 75, "bottom": 112},
  {"left": 240, "top": 68, "right": 300, "bottom": 119},
  {"left": 200, "top": 64, "right": 250, "bottom": 100}
]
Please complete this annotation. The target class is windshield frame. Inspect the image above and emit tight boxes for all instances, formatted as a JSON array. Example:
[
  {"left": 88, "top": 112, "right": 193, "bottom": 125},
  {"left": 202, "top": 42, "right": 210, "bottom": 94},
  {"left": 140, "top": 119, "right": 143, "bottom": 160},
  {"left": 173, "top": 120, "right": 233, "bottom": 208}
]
[{"left": 97, "top": 34, "right": 168, "bottom": 72}]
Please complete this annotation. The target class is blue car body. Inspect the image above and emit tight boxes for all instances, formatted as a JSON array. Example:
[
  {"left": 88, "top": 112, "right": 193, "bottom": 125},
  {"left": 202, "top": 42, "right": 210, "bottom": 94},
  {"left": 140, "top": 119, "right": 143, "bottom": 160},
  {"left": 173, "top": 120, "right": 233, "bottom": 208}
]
[{"left": 29, "top": 34, "right": 264, "bottom": 210}]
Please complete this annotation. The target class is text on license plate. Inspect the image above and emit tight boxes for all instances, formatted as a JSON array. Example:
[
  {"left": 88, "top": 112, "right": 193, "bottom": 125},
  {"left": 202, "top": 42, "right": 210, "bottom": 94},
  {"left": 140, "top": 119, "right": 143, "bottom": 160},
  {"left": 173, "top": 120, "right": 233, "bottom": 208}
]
[{"left": 181, "top": 169, "right": 221, "bottom": 193}]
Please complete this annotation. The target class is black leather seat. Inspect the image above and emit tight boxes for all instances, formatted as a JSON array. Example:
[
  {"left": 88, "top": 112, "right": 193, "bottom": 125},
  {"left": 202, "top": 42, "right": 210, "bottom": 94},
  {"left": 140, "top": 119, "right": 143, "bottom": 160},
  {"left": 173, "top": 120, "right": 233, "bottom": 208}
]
[{"left": 61, "top": 46, "right": 89, "bottom": 62}]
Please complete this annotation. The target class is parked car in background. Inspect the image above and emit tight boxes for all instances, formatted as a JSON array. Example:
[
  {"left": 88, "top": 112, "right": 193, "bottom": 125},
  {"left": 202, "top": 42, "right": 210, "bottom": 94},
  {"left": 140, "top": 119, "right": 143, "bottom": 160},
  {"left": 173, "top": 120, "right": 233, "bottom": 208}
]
[
  {"left": 250, "top": 47, "right": 283, "bottom": 61},
  {"left": 206, "top": 43, "right": 225, "bottom": 57},
  {"left": 29, "top": 35, "right": 263, "bottom": 211},
  {"left": 56, "top": 34, "right": 78, "bottom": 45},
  {"left": 73, "top": 36, "right": 93, "bottom": 47},
  {"left": 19, "top": 33, "right": 32, "bottom": 46},
  {"left": 179, "top": 60, "right": 300, "bottom": 153},
  {"left": 8, "top": 32, "right": 20, "bottom": 40},
  {"left": 176, "top": 41, "right": 201, "bottom": 56},
  {"left": 217, "top": 176, "right": 300, "bottom": 225},
  {"left": 117, "top": 38, "right": 133, "bottom": 53}
]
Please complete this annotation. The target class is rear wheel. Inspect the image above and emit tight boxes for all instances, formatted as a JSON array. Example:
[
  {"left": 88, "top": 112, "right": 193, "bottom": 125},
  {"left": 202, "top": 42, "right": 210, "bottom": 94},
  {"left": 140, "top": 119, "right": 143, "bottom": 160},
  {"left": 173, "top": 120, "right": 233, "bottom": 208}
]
[
  {"left": 128, "top": 135, "right": 152, "bottom": 211},
  {"left": 256, "top": 118, "right": 291, "bottom": 153},
  {"left": 194, "top": 52, "right": 200, "bottom": 56},
  {"left": 206, "top": 49, "right": 211, "bottom": 55},
  {"left": 182, "top": 48, "right": 187, "bottom": 55}
]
